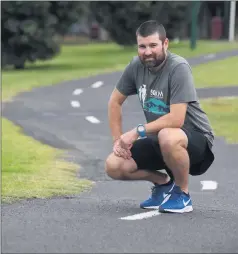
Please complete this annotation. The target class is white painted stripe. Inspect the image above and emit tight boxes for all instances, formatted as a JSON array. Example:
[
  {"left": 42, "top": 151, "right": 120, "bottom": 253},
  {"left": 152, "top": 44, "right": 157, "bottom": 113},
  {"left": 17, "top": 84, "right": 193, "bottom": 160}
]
[
  {"left": 120, "top": 210, "right": 160, "bottom": 220},
  {"left": 71, "top": 101, "right": 80, "bottom": 108},
  {"left": 204, "top": 53, "right": 215, "bottom": 59},
  {"left": 200, "top": 180, "right": 218, "bottom": 190},
  {"left": 91, "top": 81, "right": 103, "bottom": 88},
  {"left": 73, "top": 89, "right": 83, "bottom": 95},
  {"left": 85, "top": 116, "right": 100, "bottom": 124},
  {"left": 212, "top": 96, "right": 237, "bottom": 100}
]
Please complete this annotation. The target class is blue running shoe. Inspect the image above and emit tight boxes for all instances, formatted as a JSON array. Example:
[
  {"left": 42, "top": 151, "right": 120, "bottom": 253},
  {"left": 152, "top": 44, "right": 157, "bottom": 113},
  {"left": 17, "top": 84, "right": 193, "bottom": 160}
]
[
  {"left": 140, "top": 180, "right": 175, "bottom": 209},
  {"left": 159, "top": 185, "right": 193, "bottom": 213}
]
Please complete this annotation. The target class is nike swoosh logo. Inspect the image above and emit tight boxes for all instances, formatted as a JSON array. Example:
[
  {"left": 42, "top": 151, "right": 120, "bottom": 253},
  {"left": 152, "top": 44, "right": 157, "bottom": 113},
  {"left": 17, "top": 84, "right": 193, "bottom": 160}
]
[
  {"left": 183, "top": 199, "right": 191, "bottom": 206},
  {"left": 168, "top": 183, "right": 175, "bottom": 192}
]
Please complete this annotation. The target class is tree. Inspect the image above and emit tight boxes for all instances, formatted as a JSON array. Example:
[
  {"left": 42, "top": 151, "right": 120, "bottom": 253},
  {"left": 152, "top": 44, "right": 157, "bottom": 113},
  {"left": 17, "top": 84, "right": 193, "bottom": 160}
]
[
  {"left": 90, "top": 1, "right": 190, "bottom": 46},
  {"left": 49, "top": 1, "right": 88, "bottom": 36},
  {"left": 1, "top": 1, "right": 86, "bottom": 69}
]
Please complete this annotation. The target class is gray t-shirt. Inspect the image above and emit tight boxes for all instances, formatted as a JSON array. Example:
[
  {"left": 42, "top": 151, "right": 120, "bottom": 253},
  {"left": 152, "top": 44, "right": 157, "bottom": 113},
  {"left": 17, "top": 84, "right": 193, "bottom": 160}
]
[{"left": 116, "top": 51, "right": 214, "bottom": 148}]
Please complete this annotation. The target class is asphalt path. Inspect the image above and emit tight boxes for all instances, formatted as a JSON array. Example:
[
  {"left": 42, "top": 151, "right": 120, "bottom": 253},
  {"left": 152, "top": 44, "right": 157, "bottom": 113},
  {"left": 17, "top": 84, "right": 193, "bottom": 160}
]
[{"left": 2, "top": 50, "right": 238, "bottom": 253}]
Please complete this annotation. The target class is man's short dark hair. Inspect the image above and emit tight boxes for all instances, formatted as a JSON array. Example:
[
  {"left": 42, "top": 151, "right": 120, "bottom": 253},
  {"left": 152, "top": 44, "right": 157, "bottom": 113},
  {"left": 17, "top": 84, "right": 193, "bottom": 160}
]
[{"left": 136, "top": 20, "right": 166, "bottom": 43}]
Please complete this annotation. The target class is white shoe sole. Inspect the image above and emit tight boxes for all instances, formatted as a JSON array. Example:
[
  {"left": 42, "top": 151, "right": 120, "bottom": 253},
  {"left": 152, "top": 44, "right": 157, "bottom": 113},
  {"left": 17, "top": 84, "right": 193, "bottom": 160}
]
[
  {"left": 162, "top": 205, "right": 193, "bottom": 213},
  {"left": 141, "top": 206, "right": 160, "bottom": 209}
]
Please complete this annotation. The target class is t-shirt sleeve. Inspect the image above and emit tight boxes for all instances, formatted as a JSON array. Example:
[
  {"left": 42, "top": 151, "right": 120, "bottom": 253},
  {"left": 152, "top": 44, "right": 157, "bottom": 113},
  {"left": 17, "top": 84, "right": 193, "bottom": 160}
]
[
  {"left": 169, "top": 63, "right": 197, "bottom": 105},
  {"left": 116, "top": 61, "right": 137, "bottom": 96}
]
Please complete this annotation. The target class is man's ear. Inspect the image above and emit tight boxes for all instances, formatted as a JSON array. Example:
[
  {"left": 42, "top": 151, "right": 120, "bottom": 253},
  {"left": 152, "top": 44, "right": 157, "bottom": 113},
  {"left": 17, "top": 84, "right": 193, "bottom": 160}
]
[{"left": 163, "top": 38, "right": 169, "bottom": 50}]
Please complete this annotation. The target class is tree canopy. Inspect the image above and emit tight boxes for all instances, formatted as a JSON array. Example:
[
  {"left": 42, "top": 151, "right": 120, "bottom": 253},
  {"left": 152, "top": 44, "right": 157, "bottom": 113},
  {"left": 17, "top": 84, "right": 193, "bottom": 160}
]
[
  {"left": 2, "top": 1, "right": 86, "bottom": 69},
  {"left": 90, "top": 1, "right": 190, "bottom": 46}
]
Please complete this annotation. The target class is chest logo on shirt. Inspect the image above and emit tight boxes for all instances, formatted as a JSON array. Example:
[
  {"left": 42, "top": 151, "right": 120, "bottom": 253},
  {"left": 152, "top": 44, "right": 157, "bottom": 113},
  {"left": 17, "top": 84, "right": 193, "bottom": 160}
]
[
  {"left": 138, "top": 84, "right": 147, "bottom": 107},
  {"left": 150, "top": 89, "right": 163, "bottom": 98},
  {"left": 138, "top": 84, "right": 169, "bottom": 115}
]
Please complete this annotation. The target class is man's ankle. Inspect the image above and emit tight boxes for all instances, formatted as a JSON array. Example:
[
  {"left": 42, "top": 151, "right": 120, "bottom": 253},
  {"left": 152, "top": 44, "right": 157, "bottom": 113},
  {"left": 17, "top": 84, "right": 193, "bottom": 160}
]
[
  {"left": 154, "top": 176, "right": 172, "bottom": 186},
  {"left": 179, "top": 186, "right": 189, "bottom": 195},
  {"left": 181, "top": 189, "right": 189, "bottom": 195}
]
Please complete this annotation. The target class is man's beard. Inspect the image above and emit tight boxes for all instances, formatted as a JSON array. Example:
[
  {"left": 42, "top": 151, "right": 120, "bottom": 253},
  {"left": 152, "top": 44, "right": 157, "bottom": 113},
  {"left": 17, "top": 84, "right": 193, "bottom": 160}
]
[{"left": 140, "top": 48, "right": 166, "bottom": 69}]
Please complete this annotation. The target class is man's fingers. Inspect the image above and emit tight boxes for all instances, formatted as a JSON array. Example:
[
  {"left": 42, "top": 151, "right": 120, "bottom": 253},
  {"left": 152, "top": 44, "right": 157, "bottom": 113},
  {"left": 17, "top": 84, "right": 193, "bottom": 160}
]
[
  {"left": 113, "top": 146, "right": 121, "bottom": 157},
  {"left": 113, "top": 145, "right": 123, "bottom": 157},
  {"left": 113, "top": 138, "right": 133, "bottom": 160},
  {"left": 117, "top": 147, "right": 127, "bottom": 159},
  {"left": 120, "top": 140, "right": 132, "bottom": 150},
  {"left": 121, "top": 149, "right": 131, "bottom": 160},
  {"left": 113, "top": 145, "right": 131, "bottom": 159}
]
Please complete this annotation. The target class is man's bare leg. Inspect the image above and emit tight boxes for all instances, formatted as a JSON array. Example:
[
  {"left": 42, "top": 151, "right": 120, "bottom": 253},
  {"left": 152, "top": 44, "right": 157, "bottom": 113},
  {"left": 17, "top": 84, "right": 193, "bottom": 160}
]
[
  {"left": 158, "top": 128, "right": 189, "bottom": 194},
  {"left": 105, "top": 153, "right": 170, "bottom": 185},
  {"left": 105, "top": 151, "right": 176, "bottom": 209}
]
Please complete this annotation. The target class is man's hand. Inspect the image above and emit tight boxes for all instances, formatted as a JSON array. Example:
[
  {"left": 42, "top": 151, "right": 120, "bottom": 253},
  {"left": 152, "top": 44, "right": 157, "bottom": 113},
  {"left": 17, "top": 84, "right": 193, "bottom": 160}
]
[
  {"left": 113, "top": 139, "right": 131, "bottom": 159},
  {"left": 120, "top": 128, "right": 139, "bottom": 150},
  {"left": 112, "top": 128, "right": 139, "bottom": 159}
]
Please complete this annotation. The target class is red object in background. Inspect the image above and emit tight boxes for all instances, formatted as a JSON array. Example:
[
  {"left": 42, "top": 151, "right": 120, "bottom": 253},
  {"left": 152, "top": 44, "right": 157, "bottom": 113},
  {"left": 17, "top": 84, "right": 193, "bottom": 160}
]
[
  {"left": 211, "top": 16, "right": 223, "bottom": 39},
  {"left": 90, "top": 23, "right": 99, "bottom": 39}
]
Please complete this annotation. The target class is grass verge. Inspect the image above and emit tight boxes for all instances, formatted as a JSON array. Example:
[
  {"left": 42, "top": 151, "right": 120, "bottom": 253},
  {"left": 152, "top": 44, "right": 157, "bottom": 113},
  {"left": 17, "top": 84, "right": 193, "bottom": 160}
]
[
  {"left": 200, "top": 97, "right": 238, "bottom": 144},
  {"left": 193, "top": 56, "right": 238, "bottom": 88},
  {"left": 2, "top": 40, "right": 238, "bottom": 100},
  {"left": 2, "top": 118, "right": 92, "bottom": 204}
]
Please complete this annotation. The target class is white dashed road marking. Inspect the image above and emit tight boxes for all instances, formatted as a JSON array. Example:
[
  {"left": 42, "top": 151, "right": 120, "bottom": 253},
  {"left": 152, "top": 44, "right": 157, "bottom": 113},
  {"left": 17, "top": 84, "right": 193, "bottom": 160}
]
[
  {"left": 71, "top": 101, "right": 80, "bottom": 108},
  {"left": 85, "top": 116, "right": 100, "bottom": 124},
  {"left": 204, "top": 54, "right": 215, "bottom": 59},
  {"left": 73, "top": 89, "right": 83, "bottom": 95},
  {"left": 91, "top": 81, "right": 104, "bottom": 88},
  {"left": 120, "top": 210, "right": 160, "bottom": 220},
  {"left": 200, "top": 180, "right": 218, "bottom": 190}
]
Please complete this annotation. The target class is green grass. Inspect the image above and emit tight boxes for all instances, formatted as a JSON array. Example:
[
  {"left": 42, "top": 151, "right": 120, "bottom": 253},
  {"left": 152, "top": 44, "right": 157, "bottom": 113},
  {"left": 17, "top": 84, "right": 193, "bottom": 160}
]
[
  {"left": 2, "top": 40, "right": 238, "bottom": 203},
  {"left": 2, "top": 40, "right": 238, "bottom": 101},
  {"left": 193, "top": 56, "right": 238, "bottom": 88},
  {"left": 201, "top": 97, "right": 238, "bottom": 144},
  {"left": 2, "top": 118, "right": 93, "bottom": 203}
]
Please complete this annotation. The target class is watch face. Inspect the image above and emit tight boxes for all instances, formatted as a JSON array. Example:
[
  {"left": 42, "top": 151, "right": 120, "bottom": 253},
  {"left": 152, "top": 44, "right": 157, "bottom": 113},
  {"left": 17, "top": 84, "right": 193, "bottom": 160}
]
[{"left": 138, "top": 125, "right": 145, "bottom": 132}]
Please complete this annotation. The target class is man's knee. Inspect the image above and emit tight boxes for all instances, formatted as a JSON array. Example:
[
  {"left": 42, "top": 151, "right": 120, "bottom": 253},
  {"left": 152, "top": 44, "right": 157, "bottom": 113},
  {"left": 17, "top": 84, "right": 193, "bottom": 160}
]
[
  {"left": 105, "top": 153, "right": 137, "bottom": 180},
  {"left": 105, "top": 153, "right": 126, "bottom": 180},
  {"left": 158, "top": 128, "right": 188, "bottom": 152}
]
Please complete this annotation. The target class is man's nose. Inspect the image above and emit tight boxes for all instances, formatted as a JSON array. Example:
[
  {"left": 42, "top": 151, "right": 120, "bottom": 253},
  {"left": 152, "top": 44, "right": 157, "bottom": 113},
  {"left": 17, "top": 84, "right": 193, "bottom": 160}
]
[{"left": 144, "top": 47, "right": 152, "bottom": 56}]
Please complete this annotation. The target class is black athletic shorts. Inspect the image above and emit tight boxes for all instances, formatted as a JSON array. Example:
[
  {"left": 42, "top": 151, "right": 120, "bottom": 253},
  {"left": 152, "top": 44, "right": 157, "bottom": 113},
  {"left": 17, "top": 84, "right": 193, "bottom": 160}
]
[{"left": 130, "top": 127, "right": 215, "bottom": 178}]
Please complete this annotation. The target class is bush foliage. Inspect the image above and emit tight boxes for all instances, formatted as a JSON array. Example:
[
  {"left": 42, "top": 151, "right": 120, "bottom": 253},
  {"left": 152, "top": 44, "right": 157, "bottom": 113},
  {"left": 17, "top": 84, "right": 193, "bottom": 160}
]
[{"left": 1, "top": 1, "right": 85, "bottom": 69}]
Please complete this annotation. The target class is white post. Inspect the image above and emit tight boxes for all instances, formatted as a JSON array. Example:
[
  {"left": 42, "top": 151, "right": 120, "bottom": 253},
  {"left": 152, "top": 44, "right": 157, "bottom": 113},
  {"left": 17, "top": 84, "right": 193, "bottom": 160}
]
[{"left": 229, "top": 0, "right": 236, "bottom": 41}]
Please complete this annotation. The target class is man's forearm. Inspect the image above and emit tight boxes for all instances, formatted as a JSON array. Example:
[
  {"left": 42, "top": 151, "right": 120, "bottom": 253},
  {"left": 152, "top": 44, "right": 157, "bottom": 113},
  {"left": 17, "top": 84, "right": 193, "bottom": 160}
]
[
  {"left": 144, "top": 112, "right": 184, "bottom": 134},
  {"left": 108, "top": 102, "right": 123, "bottom": 142}
]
